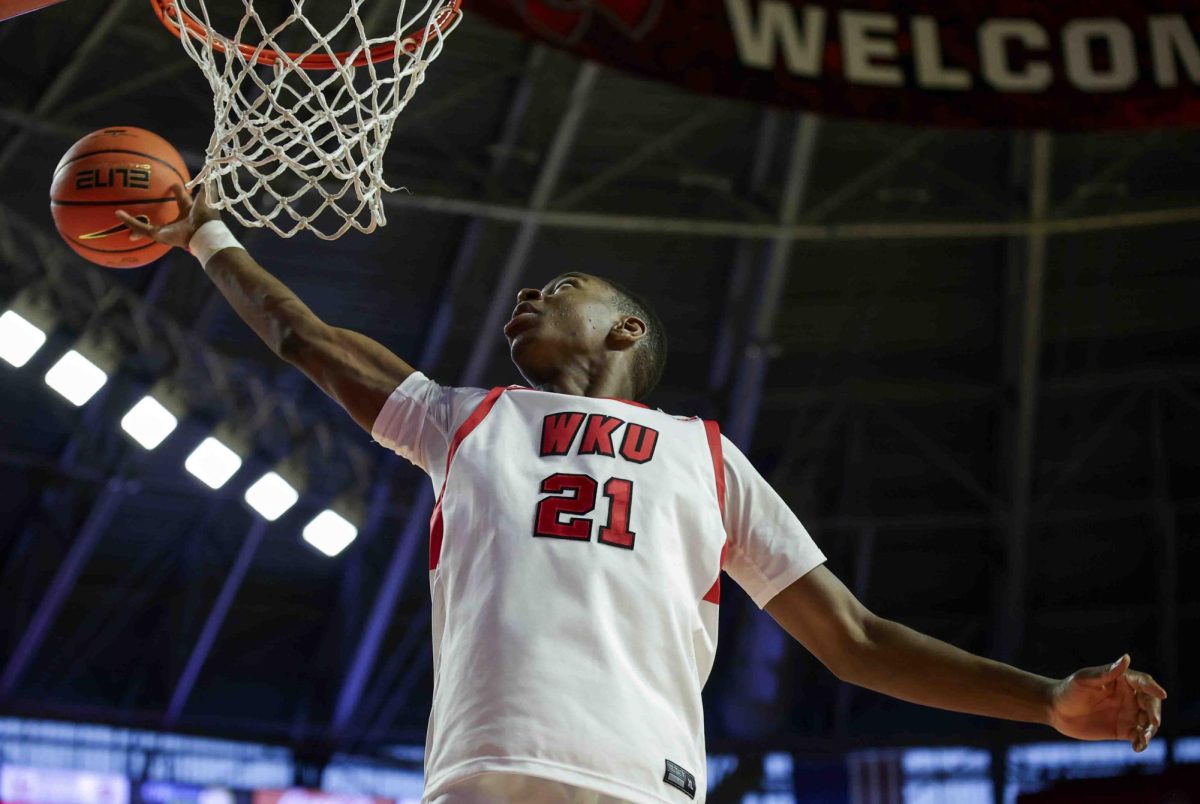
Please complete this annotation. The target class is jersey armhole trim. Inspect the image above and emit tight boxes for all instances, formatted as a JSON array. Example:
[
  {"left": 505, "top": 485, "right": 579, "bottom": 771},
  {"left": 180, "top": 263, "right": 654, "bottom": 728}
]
[
  {"left": 702, "top": 420, "right": 727, "bottom": 604},
  {"left": 703, "top": 421, "right": 726, "bottom": 520},
  {"left": 428, "top": 386, "right": 506, "bottom": 571}
]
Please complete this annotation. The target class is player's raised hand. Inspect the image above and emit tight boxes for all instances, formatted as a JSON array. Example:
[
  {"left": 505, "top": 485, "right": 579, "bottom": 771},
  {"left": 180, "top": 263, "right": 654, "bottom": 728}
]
[
  {"left": 1049, "top": 654, "right": 1167, "bottom": 752},
  {"left": 116, "top": 183, "right": 219, "bottom": 251}
]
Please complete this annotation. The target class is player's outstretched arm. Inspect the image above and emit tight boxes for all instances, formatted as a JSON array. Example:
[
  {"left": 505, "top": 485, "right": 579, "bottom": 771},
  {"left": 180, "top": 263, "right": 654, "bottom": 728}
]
[
  {"left": 765, "top": 565, "right": 1167, "bottom": 752},
  {"left": 117, "top": 185, "right": 414, "bottom": 433}
]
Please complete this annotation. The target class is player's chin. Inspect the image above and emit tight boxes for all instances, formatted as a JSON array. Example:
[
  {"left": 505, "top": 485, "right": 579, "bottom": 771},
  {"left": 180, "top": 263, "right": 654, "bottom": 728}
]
[
  {"left": 508, "top": 332, "right": 552, "bottom": 376},
  {"left": 508, "top": 331, "right": 541, "bottom": 366}
]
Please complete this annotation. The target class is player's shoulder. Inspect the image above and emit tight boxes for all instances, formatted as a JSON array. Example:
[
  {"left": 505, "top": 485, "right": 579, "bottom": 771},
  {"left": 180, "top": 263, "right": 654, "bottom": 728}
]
[
  {"left": 395, "top": 372, "right": 490, "bottom": 425},
  {"left": 407, "top": 371, "right": 487, "bottom": 400}
]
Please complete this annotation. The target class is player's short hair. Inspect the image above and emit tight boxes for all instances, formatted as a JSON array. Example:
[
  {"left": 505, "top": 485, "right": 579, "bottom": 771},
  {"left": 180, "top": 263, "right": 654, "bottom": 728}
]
[{"left": 601, "top": 277, "right": 667, "bottom": 400}]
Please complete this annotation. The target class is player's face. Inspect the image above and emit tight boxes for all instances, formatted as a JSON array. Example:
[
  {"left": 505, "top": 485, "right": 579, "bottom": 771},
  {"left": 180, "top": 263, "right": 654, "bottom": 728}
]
[{"left": 505, "top": 273, "right": 622, "bottom": 383}]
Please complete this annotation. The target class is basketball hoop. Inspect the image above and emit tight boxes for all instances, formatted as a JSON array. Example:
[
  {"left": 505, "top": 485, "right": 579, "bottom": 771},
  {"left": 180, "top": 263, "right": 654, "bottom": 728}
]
[{"left": 151, "top": 0, "right": 463, "bottom": 239}]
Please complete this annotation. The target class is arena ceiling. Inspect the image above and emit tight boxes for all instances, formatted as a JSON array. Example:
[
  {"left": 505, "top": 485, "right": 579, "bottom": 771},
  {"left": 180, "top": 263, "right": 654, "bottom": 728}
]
[{"left": 0, "top": 0, "right": 1197, "bottom": 767}]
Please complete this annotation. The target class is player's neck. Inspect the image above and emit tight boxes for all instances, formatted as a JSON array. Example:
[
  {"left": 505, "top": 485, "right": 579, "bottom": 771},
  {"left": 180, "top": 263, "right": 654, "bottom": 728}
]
[{"left": 534, "top": 358, "right": 636, "bottom": 401}]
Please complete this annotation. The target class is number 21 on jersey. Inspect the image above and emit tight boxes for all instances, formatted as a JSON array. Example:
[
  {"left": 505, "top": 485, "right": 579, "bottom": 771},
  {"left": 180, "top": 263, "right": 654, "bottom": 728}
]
[{"left": 534, "top": 473, "right": 637, "bottom": 550}]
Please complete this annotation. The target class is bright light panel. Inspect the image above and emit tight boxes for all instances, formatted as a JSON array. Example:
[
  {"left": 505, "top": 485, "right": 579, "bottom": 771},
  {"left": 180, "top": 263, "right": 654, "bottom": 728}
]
[
  {"left": 303, "top": 509, "right": 358, "bottom": 557},
  {"left": 44, "top": 349, "right": 108, "bottom": 406},
  {"left": 184, "top": 437, "right": 243, "bottom": 489},
  {"left": 244, "top": 471, "right": 299, "bottom": 521},
  {"left": 120, "top": 395, "right": 179, "bottom": 450},
  {"left": 0, "top": 310, "right": 47, "bottom": 367}
]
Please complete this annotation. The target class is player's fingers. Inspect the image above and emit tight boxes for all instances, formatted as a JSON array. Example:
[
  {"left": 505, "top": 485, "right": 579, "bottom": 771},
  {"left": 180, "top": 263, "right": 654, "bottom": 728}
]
[
  {"left": 1075, "top": 655, "right": 1129, "bottom": 687},
  {"left": 1128, "top": 721, "right": 1153, "bottom": 752},
  {"left": 171, "top": 183, "right": 193, "bottom": 214},
  {"left": 115, "top": 210, "right": 154, "bottom": 241},
  {"left": 1137, "top": 692, "right": 1162, "bottom": 730},
  {"left": 1126, "top": 671, "right": 1168, "bottom": 700}
]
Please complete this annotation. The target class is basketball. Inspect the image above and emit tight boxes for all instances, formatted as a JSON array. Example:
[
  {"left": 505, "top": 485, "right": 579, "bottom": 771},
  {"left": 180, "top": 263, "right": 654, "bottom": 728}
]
[{"left": 49, "top": 126, "right": 190, "bottom": 269}]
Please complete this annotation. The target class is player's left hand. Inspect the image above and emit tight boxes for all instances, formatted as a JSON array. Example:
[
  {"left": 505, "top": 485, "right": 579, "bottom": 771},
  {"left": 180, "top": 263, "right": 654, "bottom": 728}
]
[{"left": 1049, "top": 654, "right": 1167, "bottom": 752}]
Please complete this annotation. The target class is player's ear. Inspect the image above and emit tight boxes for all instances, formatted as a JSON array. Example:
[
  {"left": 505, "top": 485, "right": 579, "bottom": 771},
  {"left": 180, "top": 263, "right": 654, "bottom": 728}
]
[{"left": 608, "top": 315, "right": 646, "bottom": 351}]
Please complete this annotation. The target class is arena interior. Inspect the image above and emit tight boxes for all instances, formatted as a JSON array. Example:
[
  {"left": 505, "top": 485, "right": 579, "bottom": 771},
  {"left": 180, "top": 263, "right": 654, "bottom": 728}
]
[{"left": 0, "top": 0, "right": 1198, "bottom": 802}]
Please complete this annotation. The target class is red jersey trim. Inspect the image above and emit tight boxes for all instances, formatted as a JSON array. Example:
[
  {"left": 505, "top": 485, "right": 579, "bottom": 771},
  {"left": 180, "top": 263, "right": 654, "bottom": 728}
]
[
  {"left": 702, "top": 420, "right": 727, "bottom": 604},
  {"left": 703, "top": 420, "right": 726, "bottom": 520},
  {"left": 506, "top": 385, "right": 650, "bottom": 410},
  {"left": 429, "top": 386, "right": 506, "bottom": 571}
]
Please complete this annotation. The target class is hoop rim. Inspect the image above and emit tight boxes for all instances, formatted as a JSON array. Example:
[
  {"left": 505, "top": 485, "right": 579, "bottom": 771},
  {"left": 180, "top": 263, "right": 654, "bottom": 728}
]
[{"left": 150, "top": 0, "right": 463, "bottom": 70}]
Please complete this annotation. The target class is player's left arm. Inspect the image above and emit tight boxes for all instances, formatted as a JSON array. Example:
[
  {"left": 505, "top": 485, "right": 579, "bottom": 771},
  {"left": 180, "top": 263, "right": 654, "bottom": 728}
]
[{"left": 763, "top": 565, "right": 1167, "bottom": 752}]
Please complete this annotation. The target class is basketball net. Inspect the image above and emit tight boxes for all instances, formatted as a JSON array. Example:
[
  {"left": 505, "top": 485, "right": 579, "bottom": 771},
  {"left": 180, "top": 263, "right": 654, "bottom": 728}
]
[{"left": 153, "top": 0, "right": 462, "bottom": 239}]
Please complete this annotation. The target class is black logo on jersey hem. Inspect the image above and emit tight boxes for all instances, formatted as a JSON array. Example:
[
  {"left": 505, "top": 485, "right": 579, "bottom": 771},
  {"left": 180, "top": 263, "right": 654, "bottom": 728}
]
[{"left": 663, "top": 759, "right": 696, "bottom": 799}]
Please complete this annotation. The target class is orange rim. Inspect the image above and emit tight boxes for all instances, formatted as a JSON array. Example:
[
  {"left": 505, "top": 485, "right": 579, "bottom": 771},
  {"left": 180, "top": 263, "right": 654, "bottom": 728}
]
[{"left": 150, "top": 0, "right": 462, "bottom": 70}]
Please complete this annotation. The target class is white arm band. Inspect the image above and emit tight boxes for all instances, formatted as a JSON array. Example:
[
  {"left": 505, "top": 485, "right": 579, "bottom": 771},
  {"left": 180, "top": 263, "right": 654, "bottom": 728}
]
[{"left": 189, "top": 220, "right": 245, "bottom": 270}]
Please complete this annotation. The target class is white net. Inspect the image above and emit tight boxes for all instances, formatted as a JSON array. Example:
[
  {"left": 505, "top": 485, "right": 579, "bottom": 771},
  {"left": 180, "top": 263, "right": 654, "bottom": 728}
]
[{"left": 159, "top": 0, "right": 462, "bottom": 239}]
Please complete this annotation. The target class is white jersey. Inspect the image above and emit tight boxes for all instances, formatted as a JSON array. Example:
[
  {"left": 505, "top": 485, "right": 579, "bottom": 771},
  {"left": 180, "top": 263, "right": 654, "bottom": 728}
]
[{"left": 373, "top": 374, "right": 826, "bottom": 803}]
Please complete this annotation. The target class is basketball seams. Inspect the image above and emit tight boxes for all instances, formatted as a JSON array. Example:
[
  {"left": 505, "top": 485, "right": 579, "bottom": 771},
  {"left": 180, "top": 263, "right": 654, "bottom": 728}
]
[
  {"left": 51, "top": 196, "right": 179, "bottom": 206},
  {"left": 61, "top": 234, "right": 166, "bottom": 254}
]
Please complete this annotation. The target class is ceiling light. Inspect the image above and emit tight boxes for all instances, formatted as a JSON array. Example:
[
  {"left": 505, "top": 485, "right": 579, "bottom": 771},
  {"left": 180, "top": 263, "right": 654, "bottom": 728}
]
[
  {"left": 121, "top": 395, "right": 179, "bottom": 450},
  {"left": 0, "top": 284, "right": 59, "bottom": 368},
  {"left": 184, "top": 436, "right": 244, "bottom": 489},
  {"left": 44, "top": 349, "right": 108, "bottom": 406},
  {"left": 0, "top": 309, "right": 48, "bottom": 367},
  {"left": 303, "top": 491, "right": 363, "bottom": 558},
  {"left": 43, "top": 327, "right": 121, "bottom": 407},
  {"left": 120, "top": 379, "right": 187, "bottom": 451},
  {"left": 303, "top": 509, "right": 359, "bottom": 557},
  {"left": 244, "top": 470, "right": 300, "bottom": 521}
]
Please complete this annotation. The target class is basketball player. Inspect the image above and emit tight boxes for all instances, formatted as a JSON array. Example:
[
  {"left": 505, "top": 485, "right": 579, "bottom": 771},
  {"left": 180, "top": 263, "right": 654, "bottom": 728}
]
[{"left": 120, "top": 189, "right": 1166, "bottom": 804}]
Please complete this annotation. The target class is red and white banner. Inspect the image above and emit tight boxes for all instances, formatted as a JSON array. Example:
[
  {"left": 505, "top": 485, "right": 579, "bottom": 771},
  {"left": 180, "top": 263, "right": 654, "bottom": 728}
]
[{"left": 470, "top": 0, "right": 1200, "bottom": 129}]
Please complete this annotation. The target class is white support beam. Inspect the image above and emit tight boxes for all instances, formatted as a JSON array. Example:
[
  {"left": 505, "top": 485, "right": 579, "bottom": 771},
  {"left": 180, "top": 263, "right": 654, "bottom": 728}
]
[
  {"left": 996, "top": 131, "right": 1052, "bottom": 663},
  {"left": 553, "top": 106, "right": 730, "bottom": 211},
  {"left": 380, "top": 192, "right": 1200, "bottom": 242}
]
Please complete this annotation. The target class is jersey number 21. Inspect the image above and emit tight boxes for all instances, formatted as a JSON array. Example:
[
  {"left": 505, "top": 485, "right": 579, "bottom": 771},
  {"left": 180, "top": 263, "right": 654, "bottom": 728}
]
[{"left": 534, "top": 473, "right": 636, "bottom": 550}]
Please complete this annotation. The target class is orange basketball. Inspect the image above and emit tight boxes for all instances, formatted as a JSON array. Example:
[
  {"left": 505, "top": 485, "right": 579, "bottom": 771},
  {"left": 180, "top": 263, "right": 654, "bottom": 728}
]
[{"left": 50, "top": 127, "right": 191, "bottom": 269}]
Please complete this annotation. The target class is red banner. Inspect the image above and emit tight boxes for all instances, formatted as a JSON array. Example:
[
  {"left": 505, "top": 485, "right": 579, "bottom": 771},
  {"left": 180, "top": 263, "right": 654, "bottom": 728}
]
[{"left": 469, "top": 0, "right": 1200, "bottom": 129}]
